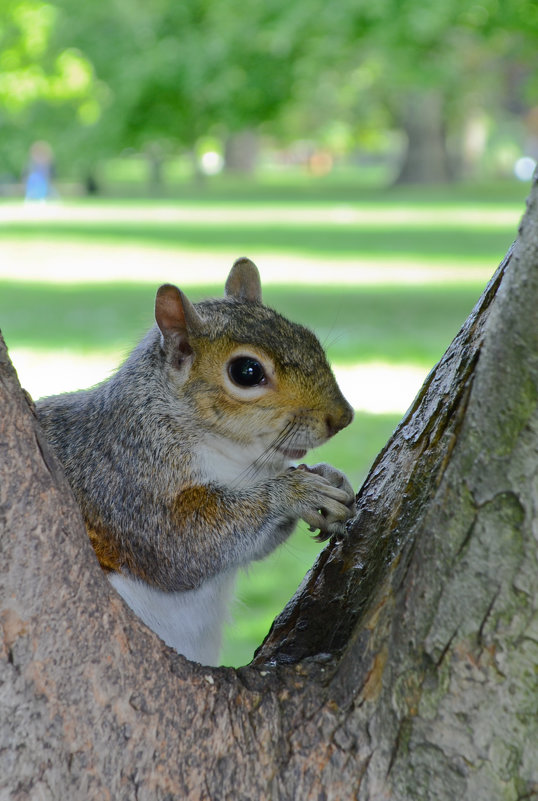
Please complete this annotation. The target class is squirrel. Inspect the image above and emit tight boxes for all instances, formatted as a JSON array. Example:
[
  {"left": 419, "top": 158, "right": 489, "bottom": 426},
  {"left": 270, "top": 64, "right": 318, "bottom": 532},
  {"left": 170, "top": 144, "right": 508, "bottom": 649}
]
[{"left": 36, "top": 258, "right": 355, "bottom": 665}]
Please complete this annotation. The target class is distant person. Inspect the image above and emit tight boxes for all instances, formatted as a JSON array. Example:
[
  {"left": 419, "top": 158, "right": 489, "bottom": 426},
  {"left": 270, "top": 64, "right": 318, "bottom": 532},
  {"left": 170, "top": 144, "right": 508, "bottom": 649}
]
[
  {"left": 85, "top": 173, "right": 99, "bottom": 195},
  {"left": 25, "top": 141, "right": 55, "bottom": 201}
]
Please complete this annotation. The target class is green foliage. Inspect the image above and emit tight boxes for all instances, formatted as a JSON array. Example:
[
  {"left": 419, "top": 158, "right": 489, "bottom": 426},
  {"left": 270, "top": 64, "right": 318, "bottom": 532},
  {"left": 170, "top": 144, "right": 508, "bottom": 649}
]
[
  {"left": 45, "top": 0, "right": 326, "bottom": 162},
  {"left": 1, "top": 0, "right": 538, "bottom": 180},
  {"left": 0, "top": 0, "right": 97, "bottom": 173}
]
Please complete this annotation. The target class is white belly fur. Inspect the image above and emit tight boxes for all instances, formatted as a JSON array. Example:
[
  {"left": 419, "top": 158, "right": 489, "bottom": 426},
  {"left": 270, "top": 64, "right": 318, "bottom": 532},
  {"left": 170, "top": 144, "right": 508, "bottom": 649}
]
[{"left": 109, "top": 569, "right": 237, "bottom": 665}]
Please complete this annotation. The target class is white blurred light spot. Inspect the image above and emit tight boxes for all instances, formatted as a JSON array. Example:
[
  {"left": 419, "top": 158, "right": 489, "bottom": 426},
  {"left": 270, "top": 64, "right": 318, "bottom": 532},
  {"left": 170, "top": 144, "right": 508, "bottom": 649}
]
[
  {"left": 200, "top": 151, "right": 224, "bottom": 175},
  {"left": 514, "top": 157, "right": 536, "bottom": 182},
  {"left": 334, "top": 362, "right": 428, "bottom": 415}
]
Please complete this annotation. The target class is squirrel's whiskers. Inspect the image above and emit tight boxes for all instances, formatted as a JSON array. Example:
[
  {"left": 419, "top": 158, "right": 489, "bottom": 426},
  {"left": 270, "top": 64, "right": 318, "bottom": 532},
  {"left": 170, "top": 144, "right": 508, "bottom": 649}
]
[{"left": 233, "top": 419, "right": 299, "bottom": 487}]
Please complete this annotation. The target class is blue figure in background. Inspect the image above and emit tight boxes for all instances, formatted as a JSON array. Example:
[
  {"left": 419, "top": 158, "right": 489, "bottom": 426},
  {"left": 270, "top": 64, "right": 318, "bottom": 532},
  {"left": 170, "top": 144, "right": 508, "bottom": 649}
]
[{"left": 25, "top": 141, "right": 55, "bottom": 201}]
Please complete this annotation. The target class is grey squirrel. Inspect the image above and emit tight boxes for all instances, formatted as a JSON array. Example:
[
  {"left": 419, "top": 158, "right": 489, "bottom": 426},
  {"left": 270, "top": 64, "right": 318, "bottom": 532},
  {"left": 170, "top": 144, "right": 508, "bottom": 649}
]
[{"left": 36, "top": 258, "right": 355, "bottom": 665}]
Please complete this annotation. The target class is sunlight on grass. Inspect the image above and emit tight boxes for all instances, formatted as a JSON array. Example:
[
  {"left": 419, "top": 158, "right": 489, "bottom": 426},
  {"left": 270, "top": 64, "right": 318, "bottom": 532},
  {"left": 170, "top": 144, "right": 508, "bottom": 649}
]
[
  {"left": 0, "top": 239, "right": 496, "bottom": 286},
  {"left": 0, "top": 196, "right": 517, "bottom": 287},
  {"left": 11, "top": 347, "right": 428, "bottom": 415},
  {"left": 0, "top": 199, "right": 522, "bottom": 227}
]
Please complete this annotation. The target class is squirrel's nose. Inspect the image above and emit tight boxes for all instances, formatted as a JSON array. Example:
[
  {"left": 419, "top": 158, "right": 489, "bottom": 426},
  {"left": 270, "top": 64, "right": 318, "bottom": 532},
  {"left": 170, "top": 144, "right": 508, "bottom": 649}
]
[{"left": 325, "top": 401, "right": 354, "bottom": 438}]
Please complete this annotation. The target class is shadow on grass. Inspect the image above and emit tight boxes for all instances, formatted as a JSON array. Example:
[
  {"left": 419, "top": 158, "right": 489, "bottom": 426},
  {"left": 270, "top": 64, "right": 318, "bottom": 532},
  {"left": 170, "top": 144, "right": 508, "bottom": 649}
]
[
  {"left": 1, "top": 221, "right": 515, "bottom": 261},
  {"left": 1, "top": 280, "right": 484, "bottom": 366}
]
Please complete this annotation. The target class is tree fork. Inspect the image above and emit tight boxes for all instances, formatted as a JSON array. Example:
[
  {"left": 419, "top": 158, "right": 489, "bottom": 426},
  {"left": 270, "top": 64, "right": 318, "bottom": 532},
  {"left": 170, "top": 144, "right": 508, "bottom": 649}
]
[{"left": 1, "top": 178, "right": 537, "bottom": 800}]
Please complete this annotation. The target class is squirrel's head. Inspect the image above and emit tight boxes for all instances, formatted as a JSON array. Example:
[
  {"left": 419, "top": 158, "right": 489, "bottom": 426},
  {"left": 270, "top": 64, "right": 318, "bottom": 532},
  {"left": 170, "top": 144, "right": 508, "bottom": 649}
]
[{"left": 155, "top": 258, "right": 353, "bottom": 462}]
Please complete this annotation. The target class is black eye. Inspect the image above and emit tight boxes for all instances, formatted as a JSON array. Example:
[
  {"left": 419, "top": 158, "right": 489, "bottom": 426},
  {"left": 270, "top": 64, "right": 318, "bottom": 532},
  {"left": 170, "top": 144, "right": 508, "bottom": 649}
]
[{"left": 228, "top": 357, "right": 266, "bottom": 387}]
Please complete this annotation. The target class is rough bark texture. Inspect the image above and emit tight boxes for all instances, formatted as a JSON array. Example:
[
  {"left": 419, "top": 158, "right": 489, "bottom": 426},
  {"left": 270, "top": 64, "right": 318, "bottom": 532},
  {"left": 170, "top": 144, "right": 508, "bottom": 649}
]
[{"left": 1, "top": 177, "right": 537, "bottom": 800}]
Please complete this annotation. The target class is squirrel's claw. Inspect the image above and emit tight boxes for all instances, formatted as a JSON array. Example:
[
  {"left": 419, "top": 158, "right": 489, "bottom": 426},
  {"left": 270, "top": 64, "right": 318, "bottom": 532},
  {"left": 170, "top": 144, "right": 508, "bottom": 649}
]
[{"left": 293, "top": 462, "right": 356, "bottom": 542}]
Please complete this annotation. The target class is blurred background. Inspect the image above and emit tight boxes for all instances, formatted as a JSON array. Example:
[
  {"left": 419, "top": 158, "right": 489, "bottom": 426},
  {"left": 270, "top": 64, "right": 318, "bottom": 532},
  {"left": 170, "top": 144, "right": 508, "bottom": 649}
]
[{"left": 1, "top": 0, "right": 536, "bottom": 665}]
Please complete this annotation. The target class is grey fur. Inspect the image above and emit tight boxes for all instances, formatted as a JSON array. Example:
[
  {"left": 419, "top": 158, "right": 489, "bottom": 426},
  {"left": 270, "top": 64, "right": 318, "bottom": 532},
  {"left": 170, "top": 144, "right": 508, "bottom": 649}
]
[{"left": 36, "top": 272, "right": 355, "bottom": 593}]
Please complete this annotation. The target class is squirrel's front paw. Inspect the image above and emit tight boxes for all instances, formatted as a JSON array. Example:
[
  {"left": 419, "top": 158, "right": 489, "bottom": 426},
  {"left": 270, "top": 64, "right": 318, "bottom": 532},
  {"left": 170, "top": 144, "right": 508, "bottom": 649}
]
[
  {"left": 303, "top": 463, "right": 356, "bottom": 515},
  {"left": 289, "top": 463, "right": 356, "bottom": 542}
]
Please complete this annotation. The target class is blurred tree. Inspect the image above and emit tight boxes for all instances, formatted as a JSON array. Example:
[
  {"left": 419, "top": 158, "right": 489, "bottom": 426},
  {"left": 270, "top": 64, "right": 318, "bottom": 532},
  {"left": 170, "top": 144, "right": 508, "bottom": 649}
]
[
  {"left": 47, "top": 0, "right": 323, "bottom": 185},
  {"left": 287, "top": 0, "right": 538, "bottom": 182},
  {"left": 1, "top": 0, "right": 537, "bottom": 186},
  {"left": 0, "top": 0, "right": 98, "bottom": 181}
]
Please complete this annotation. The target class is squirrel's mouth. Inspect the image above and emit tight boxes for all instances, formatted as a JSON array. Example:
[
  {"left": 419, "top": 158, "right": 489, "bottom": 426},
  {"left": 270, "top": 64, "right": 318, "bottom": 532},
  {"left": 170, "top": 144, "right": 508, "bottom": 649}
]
[{"left": 278, "top": 447, "right": 308, "bottom": 459}]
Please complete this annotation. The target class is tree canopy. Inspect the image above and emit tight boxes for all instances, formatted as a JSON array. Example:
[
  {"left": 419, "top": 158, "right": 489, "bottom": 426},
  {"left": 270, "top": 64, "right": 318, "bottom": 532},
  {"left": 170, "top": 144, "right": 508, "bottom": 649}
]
[{"left": 1, "top": 0, "right": 538, "bottom": 180}]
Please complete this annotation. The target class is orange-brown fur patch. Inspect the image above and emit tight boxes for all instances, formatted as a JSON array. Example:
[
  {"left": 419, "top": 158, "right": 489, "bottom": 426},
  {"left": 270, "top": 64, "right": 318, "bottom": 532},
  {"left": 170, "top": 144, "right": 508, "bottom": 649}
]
[
  {"left": 87, "top": 527, "right": 124, "bottom": 573},
  {"left": 172, "top": 485, "right": 223, "bottom": 528}
]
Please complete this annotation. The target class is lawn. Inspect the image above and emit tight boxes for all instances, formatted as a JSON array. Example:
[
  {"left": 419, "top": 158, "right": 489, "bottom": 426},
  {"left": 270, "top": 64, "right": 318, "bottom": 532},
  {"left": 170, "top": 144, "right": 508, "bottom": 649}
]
[
  {"left": 0, "top": 218, "right": 517, "bottom": 261},
  {"left": 0, "top": 177, "right": 529, "bottom": 665},
  {"left": 0, "top": 280, "right": 488, "bottom": 365}
]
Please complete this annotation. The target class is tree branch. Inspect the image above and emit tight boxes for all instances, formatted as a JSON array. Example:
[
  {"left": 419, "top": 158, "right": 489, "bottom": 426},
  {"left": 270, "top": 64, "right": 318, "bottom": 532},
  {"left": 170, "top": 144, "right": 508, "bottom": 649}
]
[
  {"left": 254, "top": 240, "right": 513, "bottom": 667},
  {"left": 1, "top": 175, "right": 537, "bottom": 799}
]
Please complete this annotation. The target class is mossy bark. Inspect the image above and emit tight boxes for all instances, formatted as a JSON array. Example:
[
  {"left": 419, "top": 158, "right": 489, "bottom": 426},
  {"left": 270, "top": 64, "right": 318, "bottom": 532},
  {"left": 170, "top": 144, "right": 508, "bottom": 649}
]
[{"left": 1, "top": 177, "right": 537, "bottom": 800}]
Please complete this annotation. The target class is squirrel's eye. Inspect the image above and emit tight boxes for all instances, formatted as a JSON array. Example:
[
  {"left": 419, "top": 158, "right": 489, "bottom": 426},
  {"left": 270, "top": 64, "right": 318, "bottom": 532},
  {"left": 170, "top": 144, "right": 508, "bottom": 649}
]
[{"left": 228, "top": 357, "right": 266, "bottom": 387}]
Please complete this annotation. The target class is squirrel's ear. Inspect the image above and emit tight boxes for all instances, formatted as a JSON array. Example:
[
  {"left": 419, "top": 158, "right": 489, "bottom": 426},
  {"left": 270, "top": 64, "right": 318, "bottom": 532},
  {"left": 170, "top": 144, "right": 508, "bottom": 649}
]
[
  {"left": 155, "top": 285, "right": 203, "bottom": 344},
  {"left": 225, "top": 257, "right": 262, "bottom": 303}
]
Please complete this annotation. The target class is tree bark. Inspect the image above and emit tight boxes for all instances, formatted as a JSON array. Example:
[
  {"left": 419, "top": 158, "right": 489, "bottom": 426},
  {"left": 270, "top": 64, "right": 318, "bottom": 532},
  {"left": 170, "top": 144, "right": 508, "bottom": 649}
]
[{"left": 1, "top": 177, "right": 537, "bottom": 800}]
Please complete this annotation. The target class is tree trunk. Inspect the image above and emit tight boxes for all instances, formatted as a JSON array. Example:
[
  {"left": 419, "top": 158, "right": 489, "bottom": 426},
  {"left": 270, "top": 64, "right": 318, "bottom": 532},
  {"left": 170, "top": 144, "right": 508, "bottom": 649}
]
[
  {"left": 146, "top": 144, "right": 165, "bottom": 195},
  {"left": 395, "top": 90, "right": 453, "bottom": 184},
  {"left": 224, "top": 130, "right": 259, "bottom": 174},
  {"left": 1, "top": 177, "right": 537, "bottom": 799}
]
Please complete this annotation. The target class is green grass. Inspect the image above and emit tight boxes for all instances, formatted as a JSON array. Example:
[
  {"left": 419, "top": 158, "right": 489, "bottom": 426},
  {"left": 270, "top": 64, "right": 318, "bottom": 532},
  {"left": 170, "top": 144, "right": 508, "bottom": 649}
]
[
  {"left": 0, "top": 220, "right": 516, "bottom": 262},
  {"left": 0, "top": 280, "right": 482, "bottom": 367},
  {"left": 67, "top": 168, "right": 531, "bottom": 205}
]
